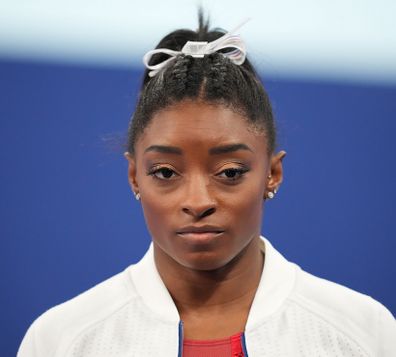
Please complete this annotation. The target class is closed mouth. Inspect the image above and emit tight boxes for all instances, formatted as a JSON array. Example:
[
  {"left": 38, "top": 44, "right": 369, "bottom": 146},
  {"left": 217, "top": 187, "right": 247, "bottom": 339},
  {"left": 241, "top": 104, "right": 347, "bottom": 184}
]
[{"left": 176, "top": 225, "right": 225, "bottom": 235}]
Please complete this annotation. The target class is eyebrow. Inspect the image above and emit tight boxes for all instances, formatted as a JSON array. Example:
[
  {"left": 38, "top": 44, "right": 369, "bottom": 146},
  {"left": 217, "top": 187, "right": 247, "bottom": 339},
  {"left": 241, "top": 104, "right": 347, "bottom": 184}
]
[
  {"left": 144, "top": 145, "right": 182, "bottom": 155},
  {"left": 209, "top": 143, "right": 253, "bottom": 155},
  {"left": 144, "top": 143, "right": 253, "bottom": 155}
]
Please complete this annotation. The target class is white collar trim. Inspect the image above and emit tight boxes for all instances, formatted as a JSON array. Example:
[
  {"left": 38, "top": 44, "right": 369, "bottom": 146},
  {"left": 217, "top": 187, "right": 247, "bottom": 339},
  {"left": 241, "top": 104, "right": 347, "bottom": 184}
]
[{"left": 246, "top": 237, "right": 297, "bottom": 329}]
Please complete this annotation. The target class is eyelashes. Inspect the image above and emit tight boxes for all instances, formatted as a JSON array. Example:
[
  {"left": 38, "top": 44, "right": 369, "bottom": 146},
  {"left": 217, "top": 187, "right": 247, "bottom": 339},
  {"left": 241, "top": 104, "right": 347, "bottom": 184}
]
[
  {"left": 147, "top": 167, "right": 176, "bottom": 180},
  {"left": 146, "top": 165, "right": 250, "bottom": 183},
  {"left": 216, "top": 167, "right": 249, "bottom": 181}
]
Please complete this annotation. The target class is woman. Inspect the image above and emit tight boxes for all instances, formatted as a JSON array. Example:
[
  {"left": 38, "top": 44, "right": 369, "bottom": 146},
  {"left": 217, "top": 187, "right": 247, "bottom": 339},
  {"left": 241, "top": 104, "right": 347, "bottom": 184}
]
[{"left": 18, "top": 13, "right": 395, "bottom": 357}]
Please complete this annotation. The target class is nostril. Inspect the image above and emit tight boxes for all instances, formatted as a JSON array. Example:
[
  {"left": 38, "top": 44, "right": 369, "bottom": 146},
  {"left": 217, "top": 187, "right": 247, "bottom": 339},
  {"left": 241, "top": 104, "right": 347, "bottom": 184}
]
[
  {"left": 200, "top": 207, "right": 215, "bottom": 218},
  {"left": 182, "top": 205, "right": 216, "bottom": 218}
]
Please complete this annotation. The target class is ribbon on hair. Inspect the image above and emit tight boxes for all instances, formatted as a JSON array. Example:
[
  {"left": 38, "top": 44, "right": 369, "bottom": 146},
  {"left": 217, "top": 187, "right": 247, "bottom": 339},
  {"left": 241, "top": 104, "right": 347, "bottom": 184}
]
[{"left": 143, "top": 18, "right": 251, "bottom": 77}]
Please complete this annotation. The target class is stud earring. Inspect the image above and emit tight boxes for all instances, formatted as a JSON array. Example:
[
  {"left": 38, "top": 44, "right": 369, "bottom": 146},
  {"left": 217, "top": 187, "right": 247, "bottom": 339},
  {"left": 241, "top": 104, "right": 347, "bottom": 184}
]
[
  {"left": 267, "top": 191, "right": 275, "bottom": 199},
  {"left": 134, "top": 192, "right": 141, "bottom": 201},
  {"left": 267, "top": 174, "right": 272, "bottom": 179}
]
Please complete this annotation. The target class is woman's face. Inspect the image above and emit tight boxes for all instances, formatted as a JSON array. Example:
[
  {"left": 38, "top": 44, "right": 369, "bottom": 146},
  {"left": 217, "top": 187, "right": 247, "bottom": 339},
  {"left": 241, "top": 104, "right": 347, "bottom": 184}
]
[{"left": 127, "top": 100, "right": 284, "bottom": 271}]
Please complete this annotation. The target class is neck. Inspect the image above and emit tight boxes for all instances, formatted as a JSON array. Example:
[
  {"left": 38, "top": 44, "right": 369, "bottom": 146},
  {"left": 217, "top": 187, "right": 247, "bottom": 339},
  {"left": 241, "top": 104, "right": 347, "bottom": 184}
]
[{"left": 154, "top": 236, "right": 264, "bottom": 315}]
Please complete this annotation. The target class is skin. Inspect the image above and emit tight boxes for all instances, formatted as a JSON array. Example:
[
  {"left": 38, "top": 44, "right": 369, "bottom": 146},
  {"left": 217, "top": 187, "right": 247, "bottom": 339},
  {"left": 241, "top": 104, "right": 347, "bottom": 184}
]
[{"left": 125, "top": 100, "right": 285, "bottom": 339}]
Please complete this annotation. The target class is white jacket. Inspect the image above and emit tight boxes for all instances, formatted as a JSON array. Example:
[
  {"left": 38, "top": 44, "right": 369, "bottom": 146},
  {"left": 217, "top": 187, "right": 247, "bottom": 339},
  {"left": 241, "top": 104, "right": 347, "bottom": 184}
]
[{"left": 18, "top": 238, "right": 396, "bottom": 356}]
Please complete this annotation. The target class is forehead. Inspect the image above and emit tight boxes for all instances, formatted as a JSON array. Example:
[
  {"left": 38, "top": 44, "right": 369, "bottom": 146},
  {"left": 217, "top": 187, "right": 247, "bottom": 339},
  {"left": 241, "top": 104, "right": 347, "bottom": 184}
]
[{"left": 136, "top": 101, "right": 267, "bottom": 154}]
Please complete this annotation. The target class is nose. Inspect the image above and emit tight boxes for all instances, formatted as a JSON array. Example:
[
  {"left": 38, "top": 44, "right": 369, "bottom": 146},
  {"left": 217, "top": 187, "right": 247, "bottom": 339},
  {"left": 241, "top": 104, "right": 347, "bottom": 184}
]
[{"left": 181, "top": 174, "right": 216, "bottom": 219}]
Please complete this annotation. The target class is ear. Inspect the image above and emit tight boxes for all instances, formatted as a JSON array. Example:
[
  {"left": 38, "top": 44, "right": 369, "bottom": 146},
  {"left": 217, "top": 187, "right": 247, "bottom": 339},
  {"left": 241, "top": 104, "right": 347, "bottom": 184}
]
[
  {"left": 124, "top": 152, "right": 139, "bottom": 194},
  {"left": 265, "top": 150, "right": 286, "bottom": 198}
]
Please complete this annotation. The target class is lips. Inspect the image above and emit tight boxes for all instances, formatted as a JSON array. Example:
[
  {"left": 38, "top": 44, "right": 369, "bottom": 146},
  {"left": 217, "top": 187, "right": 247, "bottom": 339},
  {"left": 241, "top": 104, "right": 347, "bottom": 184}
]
[
  {"left": 176, "top": 225, "right": 225, "bottom": 243},
  {"left": 177, "top": 225, "right": 224, "bottom": 234}
]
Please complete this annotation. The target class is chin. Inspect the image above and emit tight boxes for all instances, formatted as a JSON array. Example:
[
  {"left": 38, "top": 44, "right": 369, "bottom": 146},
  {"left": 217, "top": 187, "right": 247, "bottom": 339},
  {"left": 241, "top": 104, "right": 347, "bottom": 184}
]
[{"left": 177, "top": 251, "right": 236, "bottom": 272}]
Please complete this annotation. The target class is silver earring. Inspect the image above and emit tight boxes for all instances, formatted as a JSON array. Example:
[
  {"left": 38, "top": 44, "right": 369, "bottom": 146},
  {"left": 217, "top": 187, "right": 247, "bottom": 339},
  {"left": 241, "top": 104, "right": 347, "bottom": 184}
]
[
  {"left": 267, "top": 191, "right": 275, "bottom": 199},
  {"left": 274, "top": 188, "right": 278, "bottom": 194},
  {"left": 134, "top": 192, "right": 141, "bottom": 201},
  {"left": 268, "top": 174, "right": 272, "bottom": 179}
]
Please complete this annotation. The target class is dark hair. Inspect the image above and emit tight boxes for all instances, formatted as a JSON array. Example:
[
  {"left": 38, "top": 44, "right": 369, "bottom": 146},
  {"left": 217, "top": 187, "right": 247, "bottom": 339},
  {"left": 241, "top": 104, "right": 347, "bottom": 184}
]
[{"left": 127, "top": 11, "right": 276, "bottom": 154}]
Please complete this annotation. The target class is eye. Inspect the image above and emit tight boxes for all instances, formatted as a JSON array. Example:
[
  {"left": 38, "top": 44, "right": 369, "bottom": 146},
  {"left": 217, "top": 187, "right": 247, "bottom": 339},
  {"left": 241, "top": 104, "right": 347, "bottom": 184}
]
[
  {"left": 217, "top": 167, "right": 249, "bottom": 181},
  {"left": 147, "top": 167, "right": 178, "bottom": 180}
]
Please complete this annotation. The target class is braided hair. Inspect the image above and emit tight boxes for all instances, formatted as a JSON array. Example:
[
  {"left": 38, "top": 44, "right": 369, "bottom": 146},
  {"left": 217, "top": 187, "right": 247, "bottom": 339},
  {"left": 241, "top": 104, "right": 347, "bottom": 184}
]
[{"left": 127, "top": 11, "right": 276, "bottom": 155}]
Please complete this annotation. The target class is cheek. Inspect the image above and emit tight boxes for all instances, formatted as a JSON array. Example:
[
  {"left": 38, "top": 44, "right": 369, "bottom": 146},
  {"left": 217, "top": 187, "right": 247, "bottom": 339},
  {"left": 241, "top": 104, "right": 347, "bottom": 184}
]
[
  {"left": 227, "top": 181, "right": 264, "bottom": 233},
  {"left": 213, "top": 169, "right": 266, "bottom": 239},
  {"left": 139, "top": 190, "right": 174, "bottom": 239},
  {"left": 137, "top": 172, "right": 181, "bottom": 243}
]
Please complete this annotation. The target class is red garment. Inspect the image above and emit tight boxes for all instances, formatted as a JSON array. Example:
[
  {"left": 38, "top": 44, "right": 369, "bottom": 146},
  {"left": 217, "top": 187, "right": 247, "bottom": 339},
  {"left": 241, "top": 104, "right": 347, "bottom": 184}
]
[{"left": 183, "top": 332, "right": 244, "bottom": 357}]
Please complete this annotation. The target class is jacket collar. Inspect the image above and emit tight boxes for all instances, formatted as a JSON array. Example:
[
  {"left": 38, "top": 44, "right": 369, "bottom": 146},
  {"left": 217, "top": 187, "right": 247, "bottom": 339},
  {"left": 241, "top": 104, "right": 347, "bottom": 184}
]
[
  {"left": 245, "top": 237, "right": 297, "bottom": 330},
  {"left": 128, "top": 243, "right": 180, "bottom": 322},
  {"left": 128, "top": 237, "right": 297, "bottom": 327}
]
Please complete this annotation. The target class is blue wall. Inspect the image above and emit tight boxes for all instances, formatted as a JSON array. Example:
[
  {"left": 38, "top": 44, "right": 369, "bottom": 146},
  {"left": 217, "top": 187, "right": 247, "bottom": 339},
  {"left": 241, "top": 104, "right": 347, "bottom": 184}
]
[{"left": 1, "top": 59, "right": 395, "bottom": 355}]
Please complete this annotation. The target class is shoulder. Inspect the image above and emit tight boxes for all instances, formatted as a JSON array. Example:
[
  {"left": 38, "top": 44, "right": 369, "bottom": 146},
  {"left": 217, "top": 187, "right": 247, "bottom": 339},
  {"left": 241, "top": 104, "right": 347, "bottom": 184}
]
[
  {"left": 17, "top": 268, "right": 138, "bottom": 357},
  {"left": 292, "top": 267, "right": 394, "bottom": 328},
  {"left": 256, "top": 237, "right": 396, "bottom": 355},
  {"left": 290, "top": 266, "right": 396, "bottom": 355}
]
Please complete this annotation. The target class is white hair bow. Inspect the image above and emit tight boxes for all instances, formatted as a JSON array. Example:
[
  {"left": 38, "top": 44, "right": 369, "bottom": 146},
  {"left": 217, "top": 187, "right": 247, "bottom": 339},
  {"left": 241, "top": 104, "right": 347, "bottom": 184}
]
[{"left": 143, "top": 19, "right": 250, "bottom": 78}]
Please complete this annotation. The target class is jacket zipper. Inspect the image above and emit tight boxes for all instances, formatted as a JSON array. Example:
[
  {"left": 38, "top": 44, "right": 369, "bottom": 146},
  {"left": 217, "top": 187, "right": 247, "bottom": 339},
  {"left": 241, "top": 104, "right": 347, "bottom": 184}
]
[
  {"left": 178, "top": 321, "right": 184, "bottom": 357},
  {"left": 241, "top": 332, "right": 249, "bottom": 356}
]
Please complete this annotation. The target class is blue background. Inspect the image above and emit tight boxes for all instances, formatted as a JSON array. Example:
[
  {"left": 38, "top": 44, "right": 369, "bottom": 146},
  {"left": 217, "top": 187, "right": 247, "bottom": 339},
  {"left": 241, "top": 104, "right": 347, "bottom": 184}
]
[{"left": 1, "top": 58, "right": 395, "bottom": 355}]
